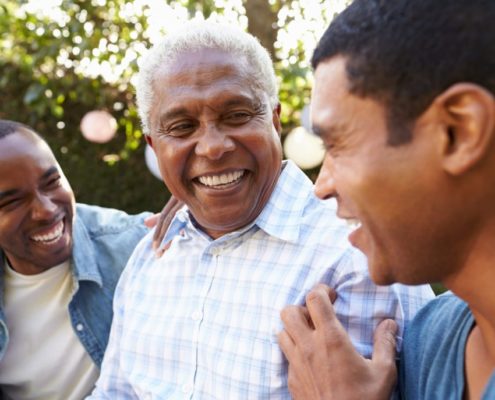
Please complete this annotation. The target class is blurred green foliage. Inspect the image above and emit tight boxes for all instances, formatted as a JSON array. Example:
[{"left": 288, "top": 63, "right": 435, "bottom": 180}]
[
  {"left": 0, "top": 0, "right": 320, "bottom": 213},
  {"left": 0, "top": 0, "right": 169, "bottom": 213}
]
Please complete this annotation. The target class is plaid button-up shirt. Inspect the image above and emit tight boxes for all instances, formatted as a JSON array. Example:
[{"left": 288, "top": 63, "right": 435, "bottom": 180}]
[{"left": 91, "top": 160, "right": 434, "bottom": 399}]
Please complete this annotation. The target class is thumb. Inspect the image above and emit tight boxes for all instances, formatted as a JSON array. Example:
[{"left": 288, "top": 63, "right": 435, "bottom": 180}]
[{"left": 372, "top": 319, "right": 397, "bottom": 367}]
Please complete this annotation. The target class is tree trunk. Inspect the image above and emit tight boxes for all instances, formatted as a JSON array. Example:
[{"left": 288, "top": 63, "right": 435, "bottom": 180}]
[{"left": 243, "top": 0, "right": 279, "bottom": 60}]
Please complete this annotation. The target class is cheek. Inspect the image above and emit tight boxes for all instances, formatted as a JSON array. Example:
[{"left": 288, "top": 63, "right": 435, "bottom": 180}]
[
  {"left": 0, "top": 214, "right": 23, "bottom": 246},
  {"left": 153, "top": 142, "right": 192, "bottom": 195},
  {"left": 254, "top": 131, "right": 282, "bottom": 165},
  {"left": 154, "top": 142, "right": 184, "bottom": 171}
]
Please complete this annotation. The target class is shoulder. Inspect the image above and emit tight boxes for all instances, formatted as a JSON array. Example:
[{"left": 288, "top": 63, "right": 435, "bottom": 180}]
[
  {"left": 75, "top": 203, "right": 152, "bottom": 237},
  {"left": 111, "top": 228, "right": 156, "bottom": 288},
  {"left": 399, "top": 292, "right": 472, "bottom": 398},
  {"left": 299, "top": 194, "right": 351, "bottom": 242},
  {"left": 72, "top": 204, "right": 152, "bottom": 277},
  {"left": 404, "top": 292, "right": 470, "bottom": 340}
]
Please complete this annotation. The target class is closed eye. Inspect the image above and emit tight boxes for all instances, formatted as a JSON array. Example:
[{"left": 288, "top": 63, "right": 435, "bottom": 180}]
[
  {"left": 0, "top": 197, "right": 23, "bottom": 211},
  {"left": 223, "top": 111, "right": 252, "bottom": 125},
  {"left": 162, "top": 121, "right": 197, "bottom": 137},
  {"left": 44, "top": 176, "right": 62, "bottom": 190}
]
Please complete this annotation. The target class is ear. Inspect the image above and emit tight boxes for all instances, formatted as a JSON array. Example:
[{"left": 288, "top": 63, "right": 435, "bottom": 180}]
[
  {"left": 435, "top": 83, "right": 495, "bottom": 175},
  {"left": 145, "top": 134, "right": 153, "bottom": 148},
  {"left": 272, "top": 103, "right": 282, "bottom": 136}
]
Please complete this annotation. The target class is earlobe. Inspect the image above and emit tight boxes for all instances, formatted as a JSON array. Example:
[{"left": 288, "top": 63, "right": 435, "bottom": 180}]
[
  {"left": 436, "top": 83, "right": 495, "bottom": 175},
  {"left": 272, "top": 103, "right": 282, "bottom": 135},
  {"left": 145, "top": 135, "right": 153, "bottom": 148}
]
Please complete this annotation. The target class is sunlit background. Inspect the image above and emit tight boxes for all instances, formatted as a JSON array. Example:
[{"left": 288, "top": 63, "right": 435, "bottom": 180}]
[{"left": 0, "top": 0, "right": 350, "bottom": 212}]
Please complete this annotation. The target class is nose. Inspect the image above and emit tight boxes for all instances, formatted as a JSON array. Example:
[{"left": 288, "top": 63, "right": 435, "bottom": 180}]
[
  {"left": 31, "top": 194, "right": 58, "bottom": 221},
  {"left": 314, "top": 155, "right": 337, "bottom": 200},
  {"left": 195, "top": 123, "right": 235, "bottom": 160}
]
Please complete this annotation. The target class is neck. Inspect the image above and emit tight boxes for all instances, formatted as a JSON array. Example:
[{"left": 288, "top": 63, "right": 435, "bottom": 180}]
[{"left": 443, "top": 223, "right": 495, "bottom": 361}]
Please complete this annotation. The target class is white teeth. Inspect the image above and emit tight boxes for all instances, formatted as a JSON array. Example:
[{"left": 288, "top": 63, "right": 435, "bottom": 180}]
[
  {"left": 198, "top": 170, "right": 245, "bottom": 187},
  {"left": 345, "top": 219, "right": 361, "bottom": 229},
  {"left": 31, "top": 221, "right": 64, "bottom": 243}
]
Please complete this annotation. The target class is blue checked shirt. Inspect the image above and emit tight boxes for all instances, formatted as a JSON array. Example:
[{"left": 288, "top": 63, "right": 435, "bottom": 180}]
[{"left": 90, "top": 160, "right": 434, "bottom": 399}]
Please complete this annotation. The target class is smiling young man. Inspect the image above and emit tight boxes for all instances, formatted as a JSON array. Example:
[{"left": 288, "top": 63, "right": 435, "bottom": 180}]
[
  {"left": 278, "top": 1, "right": 495, "bottom": 399},
  {"left": 89, "top": 21, "right": 433, "bottom": 399},
  {"left": 0, "top": 120, "right": 151, "bottom": 399}
]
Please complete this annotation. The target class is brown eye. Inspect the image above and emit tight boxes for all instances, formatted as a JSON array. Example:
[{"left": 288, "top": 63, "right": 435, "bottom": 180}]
[
  {"left": 224, "top": 112, "right": 252, "bottom": 125},
  {"left": 168, "top": 121, "right": 197, "bottom": 137}
]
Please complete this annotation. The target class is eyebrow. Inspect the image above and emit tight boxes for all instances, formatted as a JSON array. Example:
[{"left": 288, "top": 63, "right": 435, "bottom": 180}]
[
  {"left": 221, "top": 96, "right": 261, "bottom": 109},
  {"left": 312, "top": 124, "right": 337, "bottom": 139},
  {"left": 312, "top": 122, "right": 349, "bottom": 139},
  {"left": 159, "top": 107, "right": 190, "bottom": 122},
  {"left": 0, "top": 166, "right": 59, "bottom": 201}
]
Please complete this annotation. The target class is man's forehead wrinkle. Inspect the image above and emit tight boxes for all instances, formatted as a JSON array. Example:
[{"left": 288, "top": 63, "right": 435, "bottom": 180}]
[{"left": 161, "top": 62, "right": 240, "bottom": 86}]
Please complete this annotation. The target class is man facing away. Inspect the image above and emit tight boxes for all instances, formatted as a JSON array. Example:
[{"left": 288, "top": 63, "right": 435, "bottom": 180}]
[
  {"left": 90, "top": 21, "right": 433, "bottom": 399},
  {"left": 0, "top": 120, "right": 151, "bottom": 399},
  {"left": 279, "top": 1, "right": 495, "bottom": 399}
]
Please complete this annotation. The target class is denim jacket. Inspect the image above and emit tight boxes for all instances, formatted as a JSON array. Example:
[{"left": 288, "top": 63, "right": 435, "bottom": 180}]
[{"left": 0, "top": 203, "right": 150, "bottom": 368}]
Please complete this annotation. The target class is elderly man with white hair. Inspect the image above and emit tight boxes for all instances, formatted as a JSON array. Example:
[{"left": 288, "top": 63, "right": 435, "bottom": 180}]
[{"left": 89, "top": 20, "right": 433, "bottom": 399}]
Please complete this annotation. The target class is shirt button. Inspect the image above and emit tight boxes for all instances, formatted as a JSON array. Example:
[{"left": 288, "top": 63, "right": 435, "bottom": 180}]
[
  {"left": 182, "top": 383, "right": 193, "bottom": 394},
  {"left": 191, "top": 311, "right": 202, "bottom": 321},
  {"left": 76, "top": 324, "right": 84, "bottom": 331}
]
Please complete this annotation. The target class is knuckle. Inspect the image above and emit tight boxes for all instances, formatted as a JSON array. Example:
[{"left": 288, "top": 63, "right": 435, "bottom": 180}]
[
  {"left": 305, "top": 290, "right": 323, "bottom": 306},
  {"left": 280, "top": 305, "right": 299, "bottom": 323}
]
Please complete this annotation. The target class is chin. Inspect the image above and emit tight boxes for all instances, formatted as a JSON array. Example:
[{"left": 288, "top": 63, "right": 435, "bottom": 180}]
[{"left": 368, "top": 261, "right": 398, "bottom": 286}]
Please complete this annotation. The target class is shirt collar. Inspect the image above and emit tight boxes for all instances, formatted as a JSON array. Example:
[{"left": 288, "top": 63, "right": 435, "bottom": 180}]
[
  {"left": 71, "top": 212, "right": 103, "bottom": 287},
  {"left": 254, "top": 160, "right": 313, "bottom": 243},
  {"left": 163, "top": 160, "right": 313, "bottom": 245}
]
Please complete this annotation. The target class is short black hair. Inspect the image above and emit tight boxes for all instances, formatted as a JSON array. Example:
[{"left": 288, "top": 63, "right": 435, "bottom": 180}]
[
  {"left": 0, "top": 119, "right": 43, "bottom": 141},
  {"left": 312, "top": 0, "right": 495, "bottom": 145}
]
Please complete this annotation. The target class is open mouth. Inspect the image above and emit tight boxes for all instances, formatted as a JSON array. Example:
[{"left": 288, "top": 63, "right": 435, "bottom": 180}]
[
  {"left": 30, "top": 219, "right": 65, "bottom": 245},
  {"left": 345, "top": 218, "right": 361, "bottom": 229},
  {"left": 197, "top": 170, "right": 245, "bottom": 189}
]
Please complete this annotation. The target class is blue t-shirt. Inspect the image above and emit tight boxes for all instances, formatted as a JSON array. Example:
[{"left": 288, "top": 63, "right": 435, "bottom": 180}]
[{"left": 399, "top": 292, "right": 495, "bottom": 399}]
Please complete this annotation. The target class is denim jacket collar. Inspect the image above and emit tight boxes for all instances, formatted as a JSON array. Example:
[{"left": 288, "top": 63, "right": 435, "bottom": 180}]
[{"left": 71, "top": 214, "right": 103, "bottom": 287}]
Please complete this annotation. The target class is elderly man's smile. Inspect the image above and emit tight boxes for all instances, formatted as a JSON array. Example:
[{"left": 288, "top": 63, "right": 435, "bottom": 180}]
[{"left": 195, "top": 169, "right": 246, "bottom": 189}]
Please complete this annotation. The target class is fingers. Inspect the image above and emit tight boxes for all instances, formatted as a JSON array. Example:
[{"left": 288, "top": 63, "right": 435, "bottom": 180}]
[
  {"left": 277, "top": 329, "right": 296, "bottom": 360},
  {"left": 152, "top": 212, "right": 167, "bottom": 250},
  {"left": 144, "top": 213, "right": 160, "bottom": 228},
  {"left": 280, "top": 305, "right": 313, "bottom": 344},
  {"left": 372, "top": 319, "right": 397, "bottom": 367},
  {"left": 305, "top": 284, "right": 337, "bottom": 331},
  {"left": 152, "top": 196, "right": 184, "bottom": 253}
]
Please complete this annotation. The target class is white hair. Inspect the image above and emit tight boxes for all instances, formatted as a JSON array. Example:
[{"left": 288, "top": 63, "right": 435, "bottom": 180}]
[{"left": 135, "top": 20, "right": 279, "bottom": 135}]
